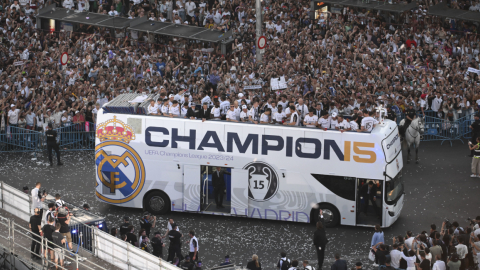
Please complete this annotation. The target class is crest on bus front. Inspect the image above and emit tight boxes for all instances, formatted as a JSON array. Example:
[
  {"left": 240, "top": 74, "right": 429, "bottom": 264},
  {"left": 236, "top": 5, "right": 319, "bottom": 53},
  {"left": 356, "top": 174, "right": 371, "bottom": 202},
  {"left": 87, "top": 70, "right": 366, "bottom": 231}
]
[
  {"left": 95, "top": 116, "right": 145, "bottom": 204},
  {"left": 244, "top": 161, "right": 279, "bottom": 202}
]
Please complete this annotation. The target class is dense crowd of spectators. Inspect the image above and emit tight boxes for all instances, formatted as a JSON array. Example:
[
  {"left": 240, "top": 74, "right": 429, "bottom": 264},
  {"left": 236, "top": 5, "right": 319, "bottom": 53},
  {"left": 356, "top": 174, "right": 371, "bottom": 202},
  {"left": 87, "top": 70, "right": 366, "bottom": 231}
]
[{"left": 1, "top": 0, "right": 480, "bottom": 136}]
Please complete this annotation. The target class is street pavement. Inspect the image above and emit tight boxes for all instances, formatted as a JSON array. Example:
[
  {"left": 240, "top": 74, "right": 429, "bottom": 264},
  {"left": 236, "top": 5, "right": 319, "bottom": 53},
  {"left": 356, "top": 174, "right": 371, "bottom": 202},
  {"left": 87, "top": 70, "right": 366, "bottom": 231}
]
[{"left": 0, "top": 140, "right": 478, "bottom": 270}]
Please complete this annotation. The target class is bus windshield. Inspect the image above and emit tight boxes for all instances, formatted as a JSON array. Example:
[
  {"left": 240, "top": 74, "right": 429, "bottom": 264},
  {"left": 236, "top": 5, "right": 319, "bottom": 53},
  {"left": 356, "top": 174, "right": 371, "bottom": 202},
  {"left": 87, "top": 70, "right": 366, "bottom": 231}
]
[{"left": 385, "top": 172, "right": 403, "bottom": 204}]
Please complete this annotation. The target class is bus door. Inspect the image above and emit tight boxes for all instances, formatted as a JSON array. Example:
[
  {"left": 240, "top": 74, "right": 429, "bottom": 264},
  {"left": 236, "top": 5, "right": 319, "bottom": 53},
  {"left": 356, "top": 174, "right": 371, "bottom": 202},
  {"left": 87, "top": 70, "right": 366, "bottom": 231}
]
[
  {"left": 200, "top": 166, "right": 233, "bottom": 213},
  {"left": 183, "top": 164, "right": 201, "bottom": 212},
  {"left": 356, "top": 179, "right": 383, "bottom": 226},
  {"left": 230, "top": 168, "right": 249, "bottom": 216}
]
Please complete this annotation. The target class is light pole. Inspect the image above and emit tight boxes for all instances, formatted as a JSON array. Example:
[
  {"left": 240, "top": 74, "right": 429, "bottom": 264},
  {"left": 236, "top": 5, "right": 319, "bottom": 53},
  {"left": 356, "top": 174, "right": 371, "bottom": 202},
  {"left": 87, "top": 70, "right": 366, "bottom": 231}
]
[{"left": 255, "top": 0, "right": 262, "bottom": 64}]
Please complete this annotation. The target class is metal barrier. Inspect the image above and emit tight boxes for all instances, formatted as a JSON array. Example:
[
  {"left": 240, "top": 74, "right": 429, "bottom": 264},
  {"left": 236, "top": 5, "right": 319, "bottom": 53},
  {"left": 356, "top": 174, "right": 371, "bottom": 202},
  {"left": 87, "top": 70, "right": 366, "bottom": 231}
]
[
  {"left": 54, "top": 122, "right": 96, "bottom": 151},
  {"left": 0, "top": 126, "right": 42, "bottom": 153}
]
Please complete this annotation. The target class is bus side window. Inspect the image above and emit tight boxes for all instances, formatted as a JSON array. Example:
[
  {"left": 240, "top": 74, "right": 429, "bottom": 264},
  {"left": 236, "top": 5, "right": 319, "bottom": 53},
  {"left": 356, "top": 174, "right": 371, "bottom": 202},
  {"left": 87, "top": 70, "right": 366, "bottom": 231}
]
[{"left": 311, "top": 174, "right": 356, "bottom": 201}]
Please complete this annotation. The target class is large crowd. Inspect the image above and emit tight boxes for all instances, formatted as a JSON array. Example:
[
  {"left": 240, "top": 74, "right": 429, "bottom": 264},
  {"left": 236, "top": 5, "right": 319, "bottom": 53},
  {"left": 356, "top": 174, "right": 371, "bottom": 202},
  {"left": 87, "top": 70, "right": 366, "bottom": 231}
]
[{"left": 1, "top": 0, "right": 480, "bottom": 135}]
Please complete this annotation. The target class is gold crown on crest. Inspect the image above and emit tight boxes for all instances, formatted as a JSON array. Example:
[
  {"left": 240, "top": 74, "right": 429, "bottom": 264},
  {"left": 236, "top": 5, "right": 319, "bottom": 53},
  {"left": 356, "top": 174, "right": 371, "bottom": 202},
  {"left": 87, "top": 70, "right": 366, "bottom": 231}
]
[{"left": 96, "top": 116, "right": 136, "bottom": 144}]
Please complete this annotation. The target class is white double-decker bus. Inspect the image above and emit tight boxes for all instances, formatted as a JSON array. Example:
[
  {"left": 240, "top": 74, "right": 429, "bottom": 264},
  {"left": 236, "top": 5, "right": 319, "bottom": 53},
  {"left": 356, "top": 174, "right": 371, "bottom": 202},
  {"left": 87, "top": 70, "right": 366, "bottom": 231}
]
[{"left": 95, "top": 107, "right": 404, "bottom": 227}]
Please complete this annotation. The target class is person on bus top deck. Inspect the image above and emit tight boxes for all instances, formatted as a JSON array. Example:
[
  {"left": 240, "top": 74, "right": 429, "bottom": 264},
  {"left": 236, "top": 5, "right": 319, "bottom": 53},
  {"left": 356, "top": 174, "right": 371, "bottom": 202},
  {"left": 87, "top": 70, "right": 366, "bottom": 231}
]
[
  {"left": 304, "top": 108, "right": 318, "bottom": 128},
  {"left": 284, "top": 105, "right": 300, "bottom": 126},
  {"left": 359, "top": 110, "right": 379, "bottom": 133},
  {"left": 318, "top": 111, "right": 331, "bottom": 130},
  {"left": 240, "top": 105, "right": 249, "bottom": 122}
]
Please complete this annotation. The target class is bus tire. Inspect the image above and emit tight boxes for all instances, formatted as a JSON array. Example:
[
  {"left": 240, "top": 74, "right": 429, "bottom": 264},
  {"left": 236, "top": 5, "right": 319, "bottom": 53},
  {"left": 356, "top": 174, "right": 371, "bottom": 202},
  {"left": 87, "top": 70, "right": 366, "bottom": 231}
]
[
  {"left": 144, "top": 191, "right": 170, "bottom": 215},
  {"left": 312, "top": 203, "right": 340, "bottom": 228}
]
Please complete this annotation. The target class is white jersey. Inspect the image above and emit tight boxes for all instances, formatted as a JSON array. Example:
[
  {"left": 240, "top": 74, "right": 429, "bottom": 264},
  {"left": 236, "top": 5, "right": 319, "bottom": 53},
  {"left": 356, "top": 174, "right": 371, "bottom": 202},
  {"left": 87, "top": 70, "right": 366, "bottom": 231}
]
[
  {"left": 296, "top": 104, "right": 308, "bottom": 119},
  {"left": 329, "top": 118, "right": 338, "bottom": 129},
  {"left": 239, "top": 111, "right": 249, "bottom": 122},
  {"left": 148, "top": 104, "right": 159, "bottom": 114},
  {"left": 361, "top": 116, "right": 379, "bottom": 132},
  {"left": 248, "top": 107, "right": 260, "bottom": 121},
  {"left": 220, "top": 100, "right": 230, "bottom": 115},
  {"left": 189, "top": 236, "right": 199, "bottom": 252},
  {"left": 273, "top": 111, "right": 286, "bottom": 123},
  {"left": 260, "top": 113, "right": 270, "bottom": 123},
  {"left": 318, "top": 117, "right": 331, "bottom": 129},
  {"left": 233, "top": 107, "right": 241, "bottom": 121},
  {"left": 335, "top": 119, "right": 349, "bottom": 130},
  {"left": 290, "top": 112, "right": 300, "bottom": 126},
  {"left": 304, "top": 115, "right": 318, "bottom": 127},
  {"left": 349, "top": 120, "right": 359, "bottom": 131},
  {"left": 169, "top": 105, "right": 180, "bottom": 116},
  {"left": 226, "top": 110, "right": 236, "bottom": 120},
  {"left": 211, "top": 107, "right": 221, "bottom": 118},
  {"left": 161, "top": 105, "right": 169, "bottom": 115}
]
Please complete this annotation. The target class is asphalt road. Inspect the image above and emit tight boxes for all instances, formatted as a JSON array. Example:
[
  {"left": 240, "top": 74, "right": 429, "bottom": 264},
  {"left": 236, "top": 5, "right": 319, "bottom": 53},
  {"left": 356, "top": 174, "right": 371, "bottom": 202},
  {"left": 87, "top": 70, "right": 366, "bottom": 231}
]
[{"left": 1, "top": 140, "right": 478, "bottom": 270}]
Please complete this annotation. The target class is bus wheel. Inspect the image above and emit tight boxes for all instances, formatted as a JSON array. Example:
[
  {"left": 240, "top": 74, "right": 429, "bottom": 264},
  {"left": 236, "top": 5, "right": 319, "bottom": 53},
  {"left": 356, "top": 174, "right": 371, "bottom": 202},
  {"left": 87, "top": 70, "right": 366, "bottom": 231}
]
[
  {"left": 144, "top": 191, "right": 170, "bottom": 215},
  {"left": 313, "top": 204, "right": 340, "bottom": 228}
]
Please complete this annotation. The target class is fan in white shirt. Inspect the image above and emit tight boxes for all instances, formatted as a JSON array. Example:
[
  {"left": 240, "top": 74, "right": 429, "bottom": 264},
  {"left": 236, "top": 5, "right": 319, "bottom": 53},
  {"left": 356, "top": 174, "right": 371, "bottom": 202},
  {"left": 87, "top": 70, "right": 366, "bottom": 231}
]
[
  {"left": 273, "top": 107, "right": 286, "bottom": 124},
  {"left": 349, "top": 116, "right": 360, "bottom": 131},
  {"left": 303, "top": 110, "right": 318, "bottom": 128},
  {"left": 148, "top": 100, "right": 159, "bottom": 115},
  {"left": 360, "top": 111, "right": 379, "bottom": 132},
  {"left": 335, "top": 115, "right": 351, "bottom": 132},
  {"left": 260, "top": 109, "right": 272, "bottom": 124},
  {"left": 239, "top": 105, "right": 249, "bottom": 122}
]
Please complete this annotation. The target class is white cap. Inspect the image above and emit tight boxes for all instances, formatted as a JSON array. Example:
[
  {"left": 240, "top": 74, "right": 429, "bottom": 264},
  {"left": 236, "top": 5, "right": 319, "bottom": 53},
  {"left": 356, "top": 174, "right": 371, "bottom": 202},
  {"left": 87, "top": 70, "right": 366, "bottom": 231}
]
[
  {"left": 75, "top": 110, "right": 79, "bottom": 114},
  {"left": 10, "top": 104, "right": 15, "bottom": 107},
  {"left": 332, "top": 112, "right": 337, "bottom": 118},
  {"left": 169, "top": 94, "right": 175, "bottom": 98},
  {"left": 242, "top": 105, "right": 247, "bottom": 109},
  {"left": 238, "top": 93, "right": 244, "bottom": 98}
]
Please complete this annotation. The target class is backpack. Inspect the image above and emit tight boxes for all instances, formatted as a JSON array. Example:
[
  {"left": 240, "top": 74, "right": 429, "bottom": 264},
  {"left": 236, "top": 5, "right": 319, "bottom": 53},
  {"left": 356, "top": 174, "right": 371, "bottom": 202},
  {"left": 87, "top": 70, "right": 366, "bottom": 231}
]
[{"left": 280, "top": 259, "right": 290, "bottom": 270}]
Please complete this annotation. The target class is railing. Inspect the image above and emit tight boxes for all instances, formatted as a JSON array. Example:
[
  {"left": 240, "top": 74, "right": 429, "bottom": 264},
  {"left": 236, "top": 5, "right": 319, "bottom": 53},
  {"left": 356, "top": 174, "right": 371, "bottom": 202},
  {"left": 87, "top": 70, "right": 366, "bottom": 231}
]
[
  {"left": 0, "top": 126, "right": 42, "bottom": 153},
  {"left": 0, "top": 182, "right": 182, "bottom": 270}
]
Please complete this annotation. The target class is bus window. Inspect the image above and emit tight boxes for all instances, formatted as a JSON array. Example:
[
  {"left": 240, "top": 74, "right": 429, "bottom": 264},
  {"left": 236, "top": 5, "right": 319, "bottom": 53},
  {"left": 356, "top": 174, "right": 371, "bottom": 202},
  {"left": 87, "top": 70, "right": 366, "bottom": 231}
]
[
  {"left": 310, "top": 174, "right": 356, "bottom": 201},
  {"left": 385, "top": 171, "right": 404, "bottom": 205}
]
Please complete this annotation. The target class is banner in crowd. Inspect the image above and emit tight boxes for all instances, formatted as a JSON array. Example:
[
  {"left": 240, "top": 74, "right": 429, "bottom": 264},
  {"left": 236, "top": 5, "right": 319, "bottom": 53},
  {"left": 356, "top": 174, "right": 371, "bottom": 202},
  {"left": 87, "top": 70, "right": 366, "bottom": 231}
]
[
  {"left": 270, "top": 76, "right": 287, "bottom": 91},
  {"left": 244, "top": 85, "right": 262, "bottom": 90},
  {"left": 466, "top": 67, "right": 480, "bottom": 76},
  {"left": 405, "top": 65, "right": 428, "bottom": 71}
]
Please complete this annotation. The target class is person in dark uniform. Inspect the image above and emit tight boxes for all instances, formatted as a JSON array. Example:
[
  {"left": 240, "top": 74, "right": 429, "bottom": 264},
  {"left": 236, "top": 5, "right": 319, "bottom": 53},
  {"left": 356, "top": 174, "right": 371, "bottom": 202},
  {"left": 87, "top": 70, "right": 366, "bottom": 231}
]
[
  {"left": 386, "top": 105, "right": 397, "bottom": 123},
  {"left": 45, "top": 123, "right": 62, "bottom": 166},
  {"left": 360, "top": 181, "right": 381, "bottom": 217},
  {"left": 151, "top": 232, "right": 165, "bottom": 258},
  {"left": 211, "top": 167, "right": 230, "bottom": 209},
  {"left": 120, "top": 216, "right": 130, "bottom": 236},
  {"left": 313, "top": 216, "right": 329, "bottom": 270},
  {"left": 469, "top": 114, "right": 480, "bottom": 157},
  {"left": 402, "top": 103, "right": 416, "bottom": 136},
  {"left": 167, "top": 224, "right": 183, "bottom": 262}
]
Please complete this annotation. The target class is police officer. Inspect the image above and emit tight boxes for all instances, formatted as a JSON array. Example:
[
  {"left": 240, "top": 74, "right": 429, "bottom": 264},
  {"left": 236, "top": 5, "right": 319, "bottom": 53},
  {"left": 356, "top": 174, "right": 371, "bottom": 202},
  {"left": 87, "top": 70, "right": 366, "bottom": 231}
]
[
  {"left": 45, "top": 123, "right": 62, "bottom": 166},
  {"left": 386, "top": 105, "right": 397, "bottom": 122},
  {"left": 403, "top": 102, "right": 416, "bottom": 136},
  {"left": 470, "top": 114, "right": 480, "bottom": 157}
]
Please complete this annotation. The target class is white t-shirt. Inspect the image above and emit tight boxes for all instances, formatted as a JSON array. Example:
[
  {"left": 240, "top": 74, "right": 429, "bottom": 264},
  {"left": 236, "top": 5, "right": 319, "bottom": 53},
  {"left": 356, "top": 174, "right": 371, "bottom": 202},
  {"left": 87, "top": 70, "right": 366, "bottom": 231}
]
[
  {"left": 290, "top": 112, "right": 300, "bottom": 126},
  {"left": 239, "top": 111, "right": 248, "bottom": 121},
  {"left": 248, "top": 107, "right": 259, "bottom": 121},
  {"left": 211, "top": 107, "right": 221, "bottom": 118},
  {"left": 185, "top": 1, "right": 196, "bottom": 16},
  {"left": 161, "top": 104, "right": 169, "bottom": 115},
  {"left": 318, "top": 117, "right": 330, "bottom": 129},
  {"left": 361, "top": 116, "right": 379, "bottom": 132},
  {"left": 8, "top": 109, "right": 20, "bottom": 124},
  {"left": 330, "top": 118, "right": 338, "bottom": 129},
  {"left": 274, "top": 111, "right": 286, "bottom": 123},
  {"left": 304, "top": 115, "right": 318, "bottom": 127}
]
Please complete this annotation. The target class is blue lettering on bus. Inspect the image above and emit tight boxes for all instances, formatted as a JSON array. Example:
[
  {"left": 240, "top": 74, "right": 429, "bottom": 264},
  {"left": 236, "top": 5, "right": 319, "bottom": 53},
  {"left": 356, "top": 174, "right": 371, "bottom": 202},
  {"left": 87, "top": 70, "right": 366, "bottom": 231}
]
[
  {"left": 197, "top": 131, "right": 225, "bottom": 152},
  {"left": 226, "top": 133, "right": 259, "bottom": 154}
]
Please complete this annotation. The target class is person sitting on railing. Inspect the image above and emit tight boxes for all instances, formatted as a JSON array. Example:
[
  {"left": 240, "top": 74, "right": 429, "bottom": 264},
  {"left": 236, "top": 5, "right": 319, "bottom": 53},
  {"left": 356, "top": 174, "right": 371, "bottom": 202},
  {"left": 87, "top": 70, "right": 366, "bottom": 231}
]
[
  {"left": 169, "top": 100, "right": 180, "bottom": 118},
  {"left": 260, "top": 108, "right": 272, "bottom": 124}
]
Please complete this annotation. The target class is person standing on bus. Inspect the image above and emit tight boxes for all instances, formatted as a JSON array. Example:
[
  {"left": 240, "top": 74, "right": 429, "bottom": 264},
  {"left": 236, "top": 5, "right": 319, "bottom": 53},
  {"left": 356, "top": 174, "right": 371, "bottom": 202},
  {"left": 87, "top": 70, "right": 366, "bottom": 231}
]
[
  {"left": 260, "top": 108, "right": 271, "bottom": 124},
  {"left": 169, "top": 100, "right": 181, "bottom": 117},
  {"left": 304, "top": 108, "right": 318, "bottom": 127},
  {"left": 313, "top": 214, "right": 329, "bottom": 270},
  {"left": 361, "top": 181, "right": 381, "bottom": 217},
  {"left": 212, "top": 167, "right": 231, "bottom": 208},
  {"left": 359, "top": 110, "right": 379, "bottom": 132},
  {"left": 318, "top": 111, "right": 331, "bottom": 130},
  {"left": 226, "top": 105, "right": 238, "bottom": 122},
  {"left": 148, "top": 100, "right": 160, "bottom": 115},
  {"left": 284, "top": 106, "right": 300, "bottom": 126},
  {"left": 198, "top": 103, "right": 211, "bottom": 122},
  {"left": 240, "top": 105, "right": 249, "bottom": 122},
  {"left": 248, "top": 101, "right": 260, "bottom": 124}
]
